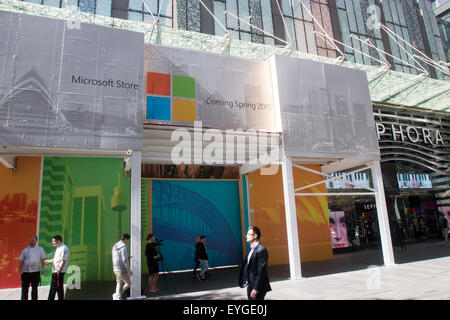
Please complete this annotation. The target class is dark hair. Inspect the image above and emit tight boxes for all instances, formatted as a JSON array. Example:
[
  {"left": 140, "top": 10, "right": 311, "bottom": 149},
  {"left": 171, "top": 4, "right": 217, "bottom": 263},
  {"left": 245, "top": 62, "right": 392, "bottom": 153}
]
[
  {"left": 249, "top": 226, "right": 261, "bottom": 240},
  {"left": 53, "top": 235, "right": 62, "bottom": 242},
  {"left": 147, "top": 233, "right": 154, "bottom": 241},
  {"left": 200, "top": 235, "right": 206, "bottom": 240},
  {"left": 121, "top": 233, "right": 130, "bottom": 240}
]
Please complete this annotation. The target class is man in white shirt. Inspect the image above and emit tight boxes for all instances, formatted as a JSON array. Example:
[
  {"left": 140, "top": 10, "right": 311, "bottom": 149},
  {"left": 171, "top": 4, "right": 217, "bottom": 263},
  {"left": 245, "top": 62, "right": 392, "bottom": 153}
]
[
  {"left": 45, "top": 235, "right": 69, "bottom": 300},
  {"left": 19, "top": 235, "right": 46, "bottom": 300},
  {"left": 112, "top": 233, "right": 133, "bottom": 300}
]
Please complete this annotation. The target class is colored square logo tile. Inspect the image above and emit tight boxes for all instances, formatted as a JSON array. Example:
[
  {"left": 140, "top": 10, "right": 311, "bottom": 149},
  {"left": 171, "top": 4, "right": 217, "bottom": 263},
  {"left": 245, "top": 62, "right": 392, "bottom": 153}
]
[
  {"left": 172, "top": 75, "right": 196, "bottom": 99},
  {"left": 172, "top": 99, "right": 196, "bottom": 123},
  {"left": 147, "top": 72, "right": 171, "bottom": 96},
  {"left": 147, "top": 96, "right": 171, "bottom": 121}
]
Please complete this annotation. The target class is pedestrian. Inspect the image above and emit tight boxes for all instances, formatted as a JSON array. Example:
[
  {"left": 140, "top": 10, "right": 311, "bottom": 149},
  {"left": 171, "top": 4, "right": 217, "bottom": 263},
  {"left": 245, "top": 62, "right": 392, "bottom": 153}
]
[
  {"left": 145, "top": 233, "right": 160, "bottom": 294},
  {"left": 239, "top": 226, "right": 271, "bottom": 300},
  {"left": 195, "top": 235, "right": 209, "bottom": 282},
  {"left": 396, "top": 219, "right": 407, "bottom": 252},
  {"left": 112, "top": 233, "right": 133, "bottom": 300},
  {"left": 45, "top": 235, "right": 69, "bottom": 300},
  {"left": 441, "top": 214, "right": 448, "bottom": 244},
  {"left": 19, "top": 235, "right": 46, "bottom": 300},
  {"left": 192, "top": 236, "right": 201, "bottom": 278}
]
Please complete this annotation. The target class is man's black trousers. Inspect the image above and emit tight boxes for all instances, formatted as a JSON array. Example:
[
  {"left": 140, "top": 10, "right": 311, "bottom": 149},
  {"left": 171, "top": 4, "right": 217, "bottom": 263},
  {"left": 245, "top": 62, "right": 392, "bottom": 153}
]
[
  {"left": 48, "top": 272, "right": 65, "bottom": 300},
  {"left": 21, "top": 272, "right": 41, "bottom": 300}
]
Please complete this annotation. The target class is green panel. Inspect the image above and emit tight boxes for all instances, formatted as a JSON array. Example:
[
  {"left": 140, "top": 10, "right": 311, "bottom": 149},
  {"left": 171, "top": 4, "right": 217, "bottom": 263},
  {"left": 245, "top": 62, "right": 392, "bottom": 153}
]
[
  {"left": 71, "top": 198, "right": 82, "bottom": 246},
  {"left": 172, "top": 75, "right": 196, "bottom": 99},
  {"left": 39, "top": 157, "right": 131, "bottom": 285},
  {"left": 84, "top": 196, "right": 98, "bottom": 246}
]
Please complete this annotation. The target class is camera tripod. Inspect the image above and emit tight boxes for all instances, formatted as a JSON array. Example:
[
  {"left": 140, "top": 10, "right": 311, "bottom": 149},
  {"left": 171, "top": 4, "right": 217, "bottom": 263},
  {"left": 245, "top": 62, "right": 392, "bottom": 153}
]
[{"left": 155, "top": 246, "right": 177, "bottom": 294}]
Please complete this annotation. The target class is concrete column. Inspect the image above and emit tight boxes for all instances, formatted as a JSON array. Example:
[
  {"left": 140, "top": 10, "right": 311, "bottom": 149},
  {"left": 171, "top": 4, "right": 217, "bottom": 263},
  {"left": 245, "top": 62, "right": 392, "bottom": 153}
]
[
  {"left": 130, "top": 151, "right": 142, "bottom": 298},
  {"left": 371, "top": 160, "right": 395, "bottom": 266},
  {"left": 281, "top": 154, "right": 302, "bottom": 280}
]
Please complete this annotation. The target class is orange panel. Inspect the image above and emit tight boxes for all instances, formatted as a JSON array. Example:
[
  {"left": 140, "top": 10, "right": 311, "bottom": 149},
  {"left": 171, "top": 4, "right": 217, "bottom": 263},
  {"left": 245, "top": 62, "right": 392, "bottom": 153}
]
[
  {"left": 249, "top": 164, "right": 332, "bottom": 265},
  {"left": 0, "top": 157, "right": 41, "bottom": 289},
  {"left": 147, "top": 72, "right": 171, "bottom": 96}
]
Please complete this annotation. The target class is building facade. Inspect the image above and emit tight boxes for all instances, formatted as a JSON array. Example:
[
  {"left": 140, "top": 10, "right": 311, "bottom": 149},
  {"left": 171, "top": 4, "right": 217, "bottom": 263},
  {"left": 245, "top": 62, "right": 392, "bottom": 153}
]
[
  {"left": 433, "top": 0, "right": 450, "bottom": 62},
  {"left": 0, "top": 0, "right": 448, "bottom": 299}
]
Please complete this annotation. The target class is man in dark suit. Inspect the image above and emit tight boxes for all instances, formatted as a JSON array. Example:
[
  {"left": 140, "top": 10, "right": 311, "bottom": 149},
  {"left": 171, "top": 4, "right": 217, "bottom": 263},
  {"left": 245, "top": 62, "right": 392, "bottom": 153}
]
[{"left": 239, "top": 226, "right": 271, "bottom": 300}]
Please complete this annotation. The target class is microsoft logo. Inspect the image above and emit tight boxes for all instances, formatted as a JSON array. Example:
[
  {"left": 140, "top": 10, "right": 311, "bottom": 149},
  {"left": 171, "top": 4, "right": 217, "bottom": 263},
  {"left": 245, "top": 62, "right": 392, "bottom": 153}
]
[{"left": 146, "top": 72, "right": 196, "bottom": 123}]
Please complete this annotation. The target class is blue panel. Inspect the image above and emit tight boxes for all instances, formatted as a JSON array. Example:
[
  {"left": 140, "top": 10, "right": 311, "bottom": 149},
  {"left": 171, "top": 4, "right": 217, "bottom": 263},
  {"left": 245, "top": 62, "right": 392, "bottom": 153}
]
[
  {"left": 146, "top": 96, "right": 171, "bottom": 121},
  {"left": 152, "top": 180, "right": 242, "bottom": 271}
]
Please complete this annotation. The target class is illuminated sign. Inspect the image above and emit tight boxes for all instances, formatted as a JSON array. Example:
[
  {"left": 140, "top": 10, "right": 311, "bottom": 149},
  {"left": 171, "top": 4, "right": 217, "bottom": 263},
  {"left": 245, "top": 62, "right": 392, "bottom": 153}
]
[
  {"left": 397, "top": 173, "right": 432, "bottom": 189},
  {"left": 326, "top": 172, "right": 371, "bottom": 189}
]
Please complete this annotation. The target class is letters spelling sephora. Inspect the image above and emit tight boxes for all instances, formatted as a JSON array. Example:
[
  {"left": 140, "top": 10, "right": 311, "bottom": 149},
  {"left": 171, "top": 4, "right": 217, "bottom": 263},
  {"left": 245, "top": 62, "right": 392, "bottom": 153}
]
[{"left": 72, "top": 75, "right": 140, "bottom": 90}]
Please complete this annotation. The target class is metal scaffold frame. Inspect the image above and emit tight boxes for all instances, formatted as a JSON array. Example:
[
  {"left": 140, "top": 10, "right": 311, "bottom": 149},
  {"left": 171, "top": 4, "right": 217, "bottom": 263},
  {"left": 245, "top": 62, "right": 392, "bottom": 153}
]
[{"left": 281, "top": 155, "right": 395, "bottom": 280}]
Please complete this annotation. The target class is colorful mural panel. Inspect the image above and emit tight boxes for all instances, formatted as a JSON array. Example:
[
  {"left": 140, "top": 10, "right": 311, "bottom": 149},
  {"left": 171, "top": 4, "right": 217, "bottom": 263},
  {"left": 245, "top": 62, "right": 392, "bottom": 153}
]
[
  {"left": 148, "top": 180, "right": 242, "bottom": 272},
  {"left": 0, "top": 156, "right": 41, "bottom": 289},
  {"left": 38, "top": 157, "right": 131, "bottom": 285},
  {"left": 249, "top": 164, "right": 333, "bottom": 265}
]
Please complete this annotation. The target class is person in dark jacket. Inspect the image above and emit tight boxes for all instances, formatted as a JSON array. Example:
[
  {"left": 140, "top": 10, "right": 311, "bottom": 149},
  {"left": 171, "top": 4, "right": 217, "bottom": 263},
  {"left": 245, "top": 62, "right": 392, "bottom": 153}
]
[
  {"left": 239, "top": 226, "right": 271, "bottom": 300},
  {"left": 396, "top": 219, "right": 407, "bottom": 252},
  {"left": 145, "top": 233, "right": 160, "bottom": 293},
  {"left": 441, "top": 214, "right": 449, "bottom": 244},
  {"left": 195, "top": 235, "right": 209, "bottom": 281}
]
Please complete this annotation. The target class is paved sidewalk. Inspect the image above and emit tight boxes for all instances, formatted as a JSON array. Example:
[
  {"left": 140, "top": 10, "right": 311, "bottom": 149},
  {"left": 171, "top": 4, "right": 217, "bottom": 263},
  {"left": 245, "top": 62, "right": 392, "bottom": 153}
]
[
  {"left": 149, "top": 256, "right": 450, "bottom": 300},
  {"left": 2, "top": 240, "right": 449, "bottom": 300}
]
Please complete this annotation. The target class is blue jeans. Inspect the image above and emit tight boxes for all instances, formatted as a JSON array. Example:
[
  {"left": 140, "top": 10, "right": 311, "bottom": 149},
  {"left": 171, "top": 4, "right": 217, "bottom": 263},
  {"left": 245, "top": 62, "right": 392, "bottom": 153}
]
[{"left": 199, "top": 259, "right": 209, "bottom": 279}]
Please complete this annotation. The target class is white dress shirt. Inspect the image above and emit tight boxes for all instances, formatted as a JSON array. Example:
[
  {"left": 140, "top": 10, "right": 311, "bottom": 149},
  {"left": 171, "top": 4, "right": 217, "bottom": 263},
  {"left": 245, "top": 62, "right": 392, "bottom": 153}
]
[{"left": 247, "top": 241, "right": 259, "bottom": 264}]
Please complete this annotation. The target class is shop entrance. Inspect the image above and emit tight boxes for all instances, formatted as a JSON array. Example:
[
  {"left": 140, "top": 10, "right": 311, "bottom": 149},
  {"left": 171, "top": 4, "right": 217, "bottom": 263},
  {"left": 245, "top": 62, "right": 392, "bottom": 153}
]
[
  {"left": 328, "top": 196, "right": 381, "bottom": 253},
  {"left": 389, "top": 193, "right": 441, "bottom": 243}
]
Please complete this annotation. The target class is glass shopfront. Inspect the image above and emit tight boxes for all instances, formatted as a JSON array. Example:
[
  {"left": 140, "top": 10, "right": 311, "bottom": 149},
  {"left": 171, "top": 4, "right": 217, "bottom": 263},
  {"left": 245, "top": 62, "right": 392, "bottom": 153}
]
[
  {"left": 327, "top": 105, "right": 449, "bottom": 254},
  {"left": 327, "top": 194, "right": 381, "bottom": 253},
  {"left": 382, "top": 161, "right": 444, "bottom": 245},
  {"left": 326, "top": 161, "right": 447, "bottom": 254}
]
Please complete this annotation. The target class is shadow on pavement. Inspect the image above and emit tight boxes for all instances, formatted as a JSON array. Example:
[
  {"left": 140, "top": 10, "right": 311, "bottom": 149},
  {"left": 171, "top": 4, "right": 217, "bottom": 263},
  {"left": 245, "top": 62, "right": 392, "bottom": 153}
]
[{"left": 65, "top": 240, "right": 450, "bottom": 300}]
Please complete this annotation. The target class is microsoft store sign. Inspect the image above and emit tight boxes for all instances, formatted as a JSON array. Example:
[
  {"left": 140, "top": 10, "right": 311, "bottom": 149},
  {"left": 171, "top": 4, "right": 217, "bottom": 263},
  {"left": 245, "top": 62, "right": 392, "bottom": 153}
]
[{"left": 376, "top": 122, "right": 445, "bottom": 146}]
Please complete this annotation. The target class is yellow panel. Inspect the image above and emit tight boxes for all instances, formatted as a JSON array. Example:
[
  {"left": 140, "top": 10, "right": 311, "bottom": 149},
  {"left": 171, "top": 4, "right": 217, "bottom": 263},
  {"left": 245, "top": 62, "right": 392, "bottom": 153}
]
[
  {"left": 249, "top": 164, "right": 333, "bottom": 266},
  {"left": 172, "top": 98, "right": 196, "bottom": 123}
]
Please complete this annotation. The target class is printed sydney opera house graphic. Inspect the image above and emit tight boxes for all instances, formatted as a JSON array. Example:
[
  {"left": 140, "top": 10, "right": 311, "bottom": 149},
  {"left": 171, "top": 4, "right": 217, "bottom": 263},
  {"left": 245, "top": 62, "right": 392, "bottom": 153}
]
[{"left": 0, "top": 67, "right": 141, "bottom": 150}]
